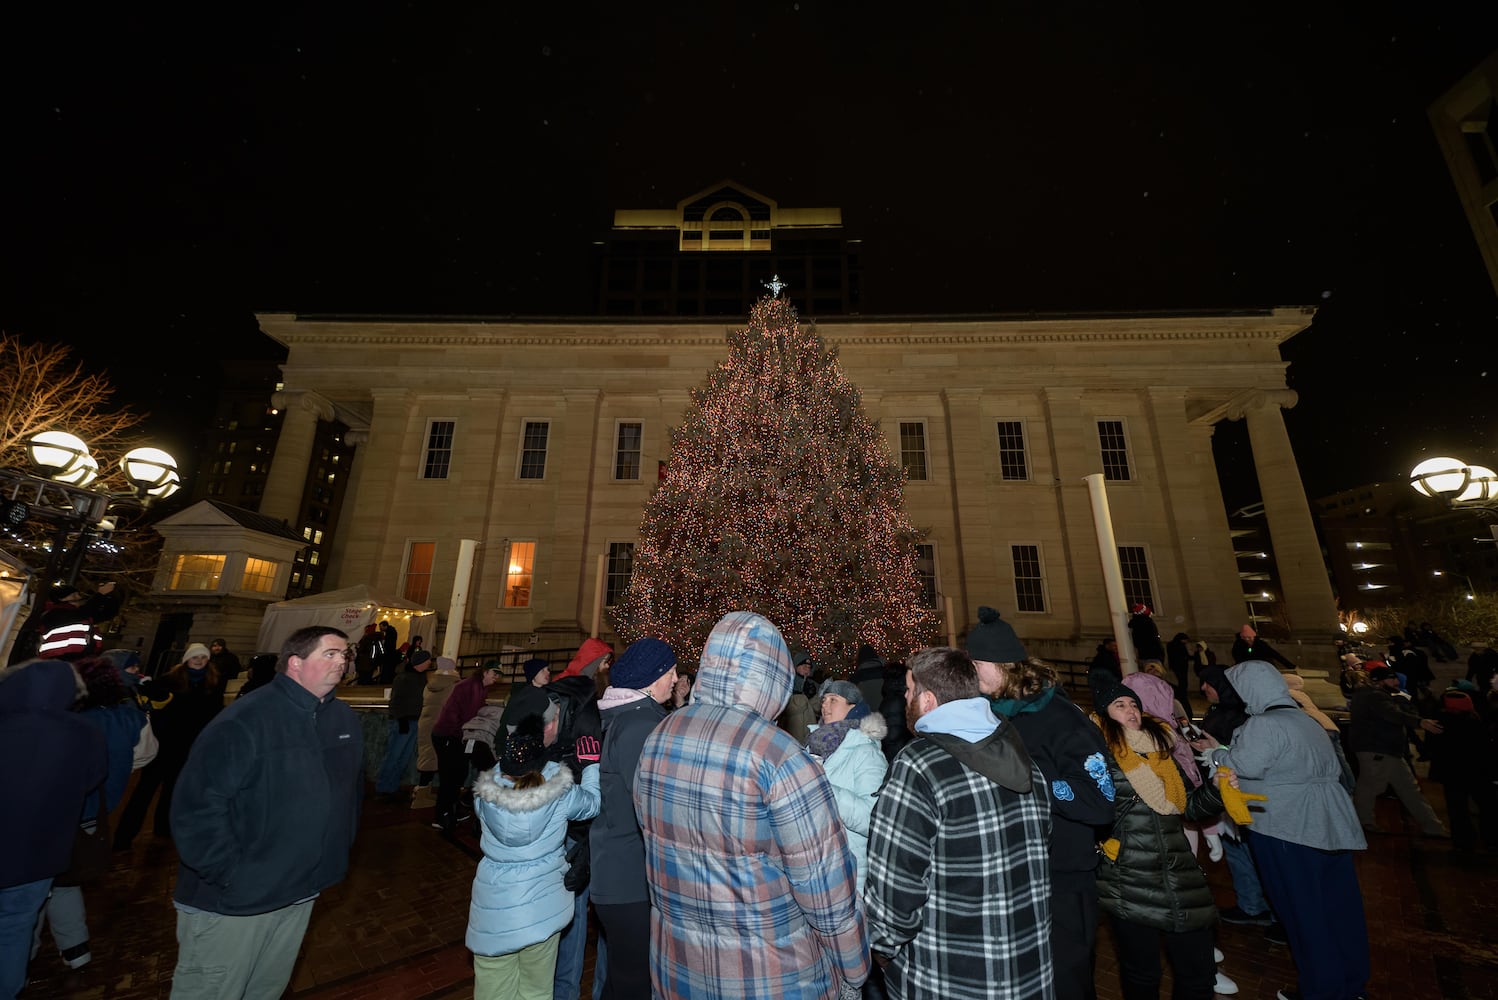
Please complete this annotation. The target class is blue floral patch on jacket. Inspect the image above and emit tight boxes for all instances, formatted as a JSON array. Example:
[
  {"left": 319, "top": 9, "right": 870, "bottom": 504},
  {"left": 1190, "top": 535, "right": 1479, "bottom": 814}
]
[
  {"left": 1084, "top": 752, "right": 1115, "bottom": 801},
  {"left": 1051, "top": 780, "right": 1074, "bottom": 801}
]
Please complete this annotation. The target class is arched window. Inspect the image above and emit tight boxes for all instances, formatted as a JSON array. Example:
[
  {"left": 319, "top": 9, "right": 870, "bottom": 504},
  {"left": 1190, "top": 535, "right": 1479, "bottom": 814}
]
[{"left": 704, "top": 205, "right": 748, "bottom": 249}]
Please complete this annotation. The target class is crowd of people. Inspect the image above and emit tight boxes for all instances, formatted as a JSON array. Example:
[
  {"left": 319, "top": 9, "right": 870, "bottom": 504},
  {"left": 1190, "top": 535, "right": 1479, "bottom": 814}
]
[{"left": 4, "top": 585, "right": 1494, "bottom": 1000}]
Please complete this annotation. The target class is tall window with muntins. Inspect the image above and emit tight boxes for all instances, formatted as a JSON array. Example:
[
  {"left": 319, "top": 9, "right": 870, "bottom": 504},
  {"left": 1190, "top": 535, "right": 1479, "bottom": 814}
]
[
  {"left": 171, "top": 554, "right": 225, "bottom": 591},
  {"left": 899, "top": 422, "right": 929, "bottom": 481},
  {"left": 403, "top": 541, "right": 435, "bottom": 605},
  {"left": 615, "top": 423, "right": 643, "bottom": 480},
  {"left": 1117, "top": 545, "right": 1154, "bottom": 611},
  {"left": 1098, "top": 420, "right": 1131, "bottom": 481},
  {"left": 997, "top": 421, "right": 1029, "bottom": 480},
  {"left": 422, "top": 420, "right": 455, "bottom": 480},
  {"left": 914, "top": 543, "right": 938, "bottom": 608},
  {"left": 1011, "top": 544, "right": 1047, "bottom": 613},
  {"left": 240, "top": 557, "right": 280, "bottom": 594},
  {"left": 519, "top": 422, "right": 549, "bottom": 480},
  {"left": 505, "top": 542, "right": 536, "bottom": 608},
  {"left": 605, "top": 542, "right": 634, "bottom": 605}
]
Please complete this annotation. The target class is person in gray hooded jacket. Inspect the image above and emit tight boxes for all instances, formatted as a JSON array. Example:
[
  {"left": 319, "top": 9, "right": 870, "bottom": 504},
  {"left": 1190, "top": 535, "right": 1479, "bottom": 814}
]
[{"left": 1193, "top": 660, "right": 1369, "bottom": 1000}]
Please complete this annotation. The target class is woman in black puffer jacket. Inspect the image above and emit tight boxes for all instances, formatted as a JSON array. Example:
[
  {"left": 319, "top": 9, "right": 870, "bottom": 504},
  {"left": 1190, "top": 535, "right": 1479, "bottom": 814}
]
[{"left": 1093, "top": 681, "right": 1225, "bottom": 1000}]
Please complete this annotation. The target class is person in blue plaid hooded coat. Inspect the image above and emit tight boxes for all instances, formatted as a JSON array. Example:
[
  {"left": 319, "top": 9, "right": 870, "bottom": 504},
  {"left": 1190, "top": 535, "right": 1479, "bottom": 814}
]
[{"left": 634, "top": 611, "right": 869, "bottom": 1000}]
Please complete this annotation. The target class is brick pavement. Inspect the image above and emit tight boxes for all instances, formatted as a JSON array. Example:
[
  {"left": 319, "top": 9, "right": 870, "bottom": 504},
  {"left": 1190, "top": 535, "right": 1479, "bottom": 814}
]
[{"left": 21, "top": 775, "right": 1498, "bottom": 1000}]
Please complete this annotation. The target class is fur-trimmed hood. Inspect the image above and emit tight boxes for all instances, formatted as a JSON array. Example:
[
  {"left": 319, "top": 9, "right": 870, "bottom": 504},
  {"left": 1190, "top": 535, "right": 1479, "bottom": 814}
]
[
  {"left": 475, "top": 761, "right": 574, "bottom": 813},
  {"left": 856, "top": 711, "right": 888, "bottom": 742}
]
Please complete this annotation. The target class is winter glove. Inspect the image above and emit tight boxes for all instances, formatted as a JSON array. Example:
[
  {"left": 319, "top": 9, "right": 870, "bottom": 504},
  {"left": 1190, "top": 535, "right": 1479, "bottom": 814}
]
[
  {"left": 574, "top": 735, "right": 601, "bottom": 765},
  {"left": 1099, "top": 838, "right": 1121, "bottom": 861},
  {"left": 1216, "top": 766, "right": 1266, "bottom": 825}
]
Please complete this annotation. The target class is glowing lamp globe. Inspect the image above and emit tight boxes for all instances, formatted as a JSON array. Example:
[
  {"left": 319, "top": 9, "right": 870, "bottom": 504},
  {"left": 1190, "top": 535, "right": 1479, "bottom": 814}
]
[
  {"left": 120, "top": 447, "right": 179, "bottom": 494},
  {"left": 27, "top": 431, "right": 93, "bottom": 479},
  {"left": 1410, "top": 456, "right": 1471, "bottom": 499}
]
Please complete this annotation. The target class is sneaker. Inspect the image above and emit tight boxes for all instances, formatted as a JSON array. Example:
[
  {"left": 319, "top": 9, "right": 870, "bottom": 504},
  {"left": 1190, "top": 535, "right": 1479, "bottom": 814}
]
[
  {"left": 1275, "top": 990, "right": 1301, "bottom": 1000},
  {"left": 1218, "top": 905, "right": 1272, "bottom": 926},
  {"left": 1213, "top": 947, "right": 1224, "bottom": 964},
  {"left": 1264, "top": 922, "right": 1289, "bottom": 945},
  {"left": 60, "top": 941, "right": 91, "bottom": 970},
  {"left": 1214, "top": 971, "right": 1238, "bottom": 996}
]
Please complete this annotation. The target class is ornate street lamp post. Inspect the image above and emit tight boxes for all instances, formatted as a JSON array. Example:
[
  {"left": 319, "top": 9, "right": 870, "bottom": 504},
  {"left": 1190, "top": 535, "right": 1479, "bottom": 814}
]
[{"left": 2, "top": 432, "right": 180, "bottom": 663}]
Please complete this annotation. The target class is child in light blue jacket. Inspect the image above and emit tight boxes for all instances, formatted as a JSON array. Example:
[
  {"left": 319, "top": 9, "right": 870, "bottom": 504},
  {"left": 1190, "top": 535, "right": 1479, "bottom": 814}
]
[{"left": 466, "top": 707, "right": 600, "bottom": 1000}]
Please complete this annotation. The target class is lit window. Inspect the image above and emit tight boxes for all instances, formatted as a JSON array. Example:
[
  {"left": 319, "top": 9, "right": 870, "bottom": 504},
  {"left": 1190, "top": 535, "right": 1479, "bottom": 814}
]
[
  {"left": 899, "top": 422, "right": 928, "bottom": 481},
  {"left": 313, "top": 530, "right": 323, "bottom": 544},
  {"left": 1117, "top": 546, "right": 1154, "bottom": 611},
  {"left": 171, "top": 554, "right": 226, "bottom": 591},
  {"left": 309, "top": 551, "right": 320, "bottom": 566},
  {"left": 519, "top": 422, "right": 549, "bottom": 480},
  {"left": 1098, "top": 421, "right": 1131, "bottom": 481},
  {"left": 605, "top": 542, "right": 634, "bottom": 605},
  {"left": 996, "top": 421, "right": 1029, "bottom": 481},
  {"left": 1011, "top": 544, "right": 1047, "bottom": 613},
  {"left": 914, "top": 544, "right": 938, "bottom": 608},
  {"left": 614, "top": 423, "right": 643, "bottom": 480},
  {"left": 422, "top": 420, "right": 455, "bottom": 479},
  {"left": 403, "top": 541, "right": 435, "bottom": 605},
  {"left": 303, "top": 527, "right": 313, "bottom": 541},
  {"left": 505, "top": 542, "right": 536, "bottom": 607},
  {"left": 240, "top": 557, "right": 279, "bottom": 593}
]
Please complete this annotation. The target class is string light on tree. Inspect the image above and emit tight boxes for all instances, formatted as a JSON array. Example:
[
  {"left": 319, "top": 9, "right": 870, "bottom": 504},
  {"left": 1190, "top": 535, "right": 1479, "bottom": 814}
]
[{"left": 611, "top": 291, "right": 939, "bottom": 670}]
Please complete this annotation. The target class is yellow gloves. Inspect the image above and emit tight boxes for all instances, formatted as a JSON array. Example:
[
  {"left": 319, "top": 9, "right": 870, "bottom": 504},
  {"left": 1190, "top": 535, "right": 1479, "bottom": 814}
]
[{"left": 1217, "top": 765, "right": 1266, "bottom": 824}]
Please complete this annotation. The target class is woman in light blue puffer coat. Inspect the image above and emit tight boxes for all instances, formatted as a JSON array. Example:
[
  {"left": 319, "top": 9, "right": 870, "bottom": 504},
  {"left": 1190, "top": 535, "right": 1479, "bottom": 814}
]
[
  {"left": 466, "top": 708, "right": 600, "bottom": 1000},
  {"left": 807, "top": 679, "right": 889, "bottom": 893}
]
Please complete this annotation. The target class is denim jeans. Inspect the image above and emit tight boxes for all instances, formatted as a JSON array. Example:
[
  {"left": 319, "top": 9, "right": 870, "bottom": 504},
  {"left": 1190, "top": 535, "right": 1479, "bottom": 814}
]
[
  {"left": 32, "top": 884, "right": 88, "bottom": 956},
  {"left": 375, "top": 720, "right": 417, "bottom": 794},
  {"left": 592, "top": 928, "right": 608, "bottom": 1000},
  {"left": 1, "top": 878, "right": 53, "bottom": 999},
  {"left": 1222, "top": 835, "right": 1271, "bottom": 917},
  {"left": 552, "top": 842, "right": 590, "bottom": 1000}
]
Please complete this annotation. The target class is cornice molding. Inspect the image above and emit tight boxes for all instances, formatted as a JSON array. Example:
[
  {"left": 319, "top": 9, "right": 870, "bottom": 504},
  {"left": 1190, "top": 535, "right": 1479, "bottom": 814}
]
[{"left": 258, "top": 309, "right": 1314, "bottom": 350}]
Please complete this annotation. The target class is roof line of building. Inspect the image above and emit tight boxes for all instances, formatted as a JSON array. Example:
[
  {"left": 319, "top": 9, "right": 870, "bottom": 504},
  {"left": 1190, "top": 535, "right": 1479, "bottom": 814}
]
[{"left": 282, "top": 305, "right": 1310, "bottom": 325}]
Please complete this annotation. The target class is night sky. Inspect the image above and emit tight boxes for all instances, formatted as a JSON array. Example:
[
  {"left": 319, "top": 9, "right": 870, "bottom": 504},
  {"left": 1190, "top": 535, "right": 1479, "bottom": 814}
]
[{"left": 4, "top": 7, "right": 1495, "bottom": 507}]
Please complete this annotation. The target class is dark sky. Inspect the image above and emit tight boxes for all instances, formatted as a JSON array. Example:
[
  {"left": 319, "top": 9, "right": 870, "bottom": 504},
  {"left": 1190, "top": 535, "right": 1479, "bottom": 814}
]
[{"left": 3, "top": 6, "right": 1495, "bottom": 505}]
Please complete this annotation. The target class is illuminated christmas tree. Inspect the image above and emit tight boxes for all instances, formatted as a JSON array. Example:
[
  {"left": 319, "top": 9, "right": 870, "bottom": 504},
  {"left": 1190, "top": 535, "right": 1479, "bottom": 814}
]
[{"left": 612, "top": 286, "right": 940, "bottom": 671}]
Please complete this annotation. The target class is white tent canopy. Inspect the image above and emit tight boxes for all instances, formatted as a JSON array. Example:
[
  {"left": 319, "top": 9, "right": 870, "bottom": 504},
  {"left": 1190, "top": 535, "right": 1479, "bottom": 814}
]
[
  {"left": 0, "top": 549, "right": 31, "bottom": 663},
  {"left": 255, "top": 584, "right": 438, "bottom": 656}
]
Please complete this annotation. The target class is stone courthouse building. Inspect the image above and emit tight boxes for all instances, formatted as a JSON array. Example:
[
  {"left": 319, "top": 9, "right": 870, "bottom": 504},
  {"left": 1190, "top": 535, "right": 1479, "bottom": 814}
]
[
  {"left": 239, "top": 181, "right": 1336, "bottom": 665},
  {"left": 252, "top": 305, "right": 1336, "bottom": 665}
]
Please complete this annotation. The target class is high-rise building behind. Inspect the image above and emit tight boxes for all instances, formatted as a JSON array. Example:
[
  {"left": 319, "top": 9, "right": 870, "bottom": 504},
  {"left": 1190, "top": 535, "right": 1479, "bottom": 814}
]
[{"left": 593, "top": 180, "right": 860, "bottom": 316}]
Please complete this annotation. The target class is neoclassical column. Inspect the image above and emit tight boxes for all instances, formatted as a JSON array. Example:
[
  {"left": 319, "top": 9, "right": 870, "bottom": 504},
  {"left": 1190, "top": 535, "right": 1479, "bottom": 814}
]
[
  {"left": 1145, "top": 388, "right": 1245, "bottom": 634},
  {"left": 262, "top": 389, "right": 334, "bottom": 524},
  {"left": 1231, "top": 389, "right": 1337, "bottom": 639}
]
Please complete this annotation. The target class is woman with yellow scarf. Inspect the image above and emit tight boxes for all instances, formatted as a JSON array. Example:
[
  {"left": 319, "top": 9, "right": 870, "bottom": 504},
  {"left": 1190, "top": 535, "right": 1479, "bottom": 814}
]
[{"left": 1092, "top": 680, "right": 1229, "bottom": 1000}]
